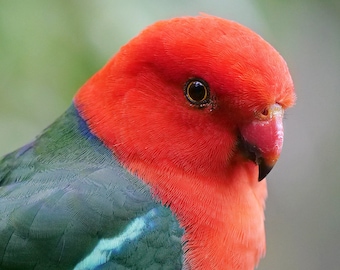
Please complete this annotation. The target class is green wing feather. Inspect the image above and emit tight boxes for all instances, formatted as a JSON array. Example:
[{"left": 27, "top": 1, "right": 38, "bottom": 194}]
[{"left": 0, "top": 105, "right": 183, "bottom": 269}]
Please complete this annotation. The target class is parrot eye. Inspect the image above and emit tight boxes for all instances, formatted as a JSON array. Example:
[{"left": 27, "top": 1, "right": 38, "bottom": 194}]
[{"left": 184, "top": 79, "right": 210, "bottom": 106}]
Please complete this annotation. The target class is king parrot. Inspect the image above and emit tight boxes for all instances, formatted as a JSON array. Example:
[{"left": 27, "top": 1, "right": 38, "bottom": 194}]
[{"left": 0, "top": 15, "right": 295, "bottom": 269}]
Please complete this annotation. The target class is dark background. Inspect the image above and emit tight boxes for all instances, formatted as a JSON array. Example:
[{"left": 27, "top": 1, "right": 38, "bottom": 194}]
[{"left": 1, "top": 1, "right": 339, "bottom": 269}]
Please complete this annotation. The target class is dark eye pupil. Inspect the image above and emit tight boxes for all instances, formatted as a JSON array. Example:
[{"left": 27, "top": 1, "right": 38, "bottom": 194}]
[
  {"left": 184, "top": 78, "right": 210, "bottom": 106},
  {"left": 188, "top": 81, "right": 206, "bottom": 102}
]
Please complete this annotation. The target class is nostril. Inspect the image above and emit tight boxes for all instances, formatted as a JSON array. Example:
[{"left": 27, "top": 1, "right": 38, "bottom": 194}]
[
  {"left": 256, "top": 104, "right": 283, "bottom": 120},
  {"left": 261, "top": 108, "right": 269, "bottom": 117}
]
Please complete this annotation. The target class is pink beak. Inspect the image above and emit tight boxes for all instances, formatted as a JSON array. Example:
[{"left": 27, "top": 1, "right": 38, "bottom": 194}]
[{"left": 240, "top": 104, "right": 284, "bottom": 181}]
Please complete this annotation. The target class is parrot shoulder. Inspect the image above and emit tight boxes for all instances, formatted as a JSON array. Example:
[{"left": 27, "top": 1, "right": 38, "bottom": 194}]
[{"left": 0, "top": 105, "right": 183, "bottom": 269}]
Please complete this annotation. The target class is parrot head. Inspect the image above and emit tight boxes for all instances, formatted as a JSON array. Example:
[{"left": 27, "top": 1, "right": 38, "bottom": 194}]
[{"left": 76, "top": 15, "right": 295, "bottom": 183}]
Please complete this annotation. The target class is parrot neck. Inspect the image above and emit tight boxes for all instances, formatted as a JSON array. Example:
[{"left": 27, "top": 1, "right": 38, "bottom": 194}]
[{"left": 130, "top": 159, "right": 267, "bottom": 270}]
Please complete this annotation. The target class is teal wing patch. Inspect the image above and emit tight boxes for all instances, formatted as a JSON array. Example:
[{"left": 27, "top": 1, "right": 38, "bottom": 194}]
[{"left": 0, "top": 105, "right": 184, "bottom": 269}]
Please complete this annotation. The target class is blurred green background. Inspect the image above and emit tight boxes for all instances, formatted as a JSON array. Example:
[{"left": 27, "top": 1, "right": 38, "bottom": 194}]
[{"left": 1, "top": 1, "right": 339, "bottom": 269}]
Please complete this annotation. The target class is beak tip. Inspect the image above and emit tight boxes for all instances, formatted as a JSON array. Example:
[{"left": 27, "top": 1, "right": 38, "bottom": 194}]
[
  {"left": 238, "top": 137, "right": 277, "bottom": 181},
  {"left": 258, "top": 160, "right": 275, "bottom": 181}
]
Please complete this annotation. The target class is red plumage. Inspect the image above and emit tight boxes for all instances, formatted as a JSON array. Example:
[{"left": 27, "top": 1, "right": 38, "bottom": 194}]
[{"left": 75, "top": 15, "right": 295, "bottom": 269}]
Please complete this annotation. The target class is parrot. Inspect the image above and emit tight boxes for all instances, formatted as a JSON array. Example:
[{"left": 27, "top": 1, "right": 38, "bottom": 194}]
[{"left": 0, "top": 15, "right": 295, "bottom": 270}]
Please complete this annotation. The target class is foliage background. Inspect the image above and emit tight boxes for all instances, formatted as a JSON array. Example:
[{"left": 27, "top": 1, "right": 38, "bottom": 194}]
[{"left": 1, "top": 1, "right": 339, "bottom": 269}]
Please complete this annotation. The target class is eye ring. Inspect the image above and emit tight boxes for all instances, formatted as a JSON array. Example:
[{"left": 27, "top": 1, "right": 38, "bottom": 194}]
[{"left": 184, "top": 78, "right": 210, "bottom": 106}]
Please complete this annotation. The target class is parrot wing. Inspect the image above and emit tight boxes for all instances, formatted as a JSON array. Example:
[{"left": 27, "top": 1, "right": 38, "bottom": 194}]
[{"left": 0, "top": 104, "right": 183, "bottom": 269}]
